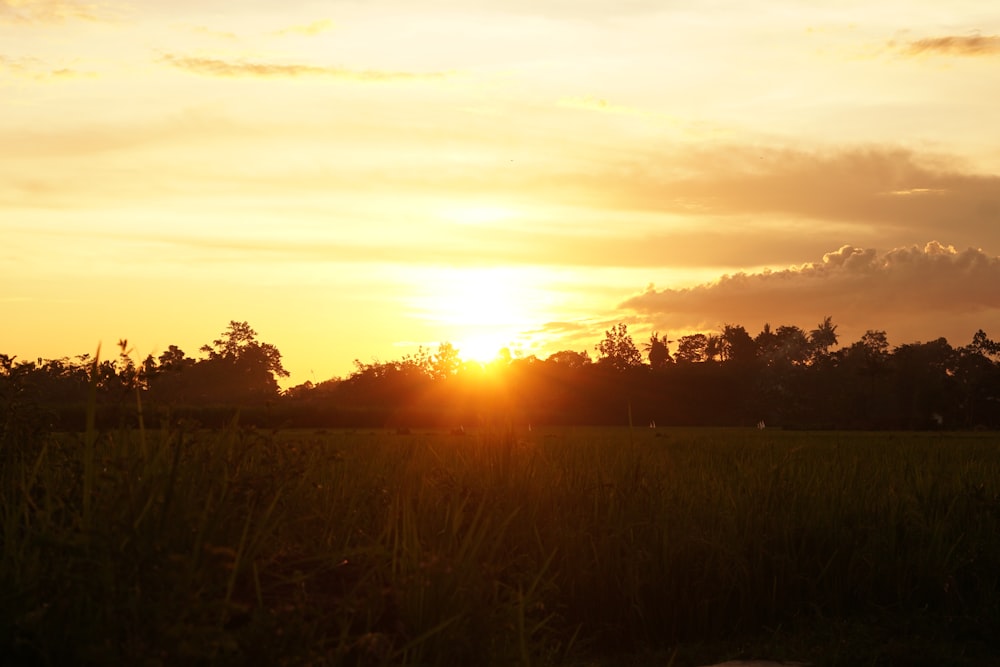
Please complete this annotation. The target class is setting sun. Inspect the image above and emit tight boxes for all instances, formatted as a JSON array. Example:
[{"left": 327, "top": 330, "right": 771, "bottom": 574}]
[
  {"left": 453, "top": 331, "right": 516, "bottom": 364},
  {"left": 406, "top": 266, "right": 553, "bottom": 362}
]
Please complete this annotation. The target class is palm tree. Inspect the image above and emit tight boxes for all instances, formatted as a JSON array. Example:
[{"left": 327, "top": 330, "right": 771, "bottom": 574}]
[{"left": 809, "top": 316, "right": 839, "bottom": 362}]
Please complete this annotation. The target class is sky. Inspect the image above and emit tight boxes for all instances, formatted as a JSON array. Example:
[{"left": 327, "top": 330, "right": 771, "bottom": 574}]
[{"left": 2, "top": 0, "right": 999, "bottom": 386}]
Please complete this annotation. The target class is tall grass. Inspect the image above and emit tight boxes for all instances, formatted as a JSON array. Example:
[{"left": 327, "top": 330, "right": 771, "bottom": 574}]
[{"left": 2, "top": 422, "right": 999, "bottom": 665}]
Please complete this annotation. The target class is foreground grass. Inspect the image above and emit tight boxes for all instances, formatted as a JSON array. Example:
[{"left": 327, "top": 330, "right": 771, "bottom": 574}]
[{"left": 2, "top": 423, "right": 999, "bottom": 665}]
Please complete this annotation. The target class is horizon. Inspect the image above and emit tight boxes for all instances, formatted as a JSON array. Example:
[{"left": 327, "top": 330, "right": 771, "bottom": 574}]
[
  {"left": 3, "top": 1, "right": 999, "bottom": 386},
  {"left": 2, "top": 313, "right": 996, "bottom": 392}
]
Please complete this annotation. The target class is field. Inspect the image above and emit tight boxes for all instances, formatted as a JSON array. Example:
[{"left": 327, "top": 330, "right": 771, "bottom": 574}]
[{"left": 2, "top": 422, "right": 1000, "bottom": 666}]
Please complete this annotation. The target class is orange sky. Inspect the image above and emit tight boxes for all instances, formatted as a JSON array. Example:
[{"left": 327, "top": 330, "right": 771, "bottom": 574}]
[{"left": 2, "top": 0, "right": 999, "bottom": 385}]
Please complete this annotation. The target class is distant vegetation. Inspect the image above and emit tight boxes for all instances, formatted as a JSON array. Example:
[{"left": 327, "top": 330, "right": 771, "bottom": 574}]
[{"left": 3, "top": 318, "right": 999, "bottom": 431}]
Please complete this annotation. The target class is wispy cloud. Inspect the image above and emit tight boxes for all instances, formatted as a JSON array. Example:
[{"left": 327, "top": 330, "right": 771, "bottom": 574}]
[
  {"left": 0, "top": 54, "right": 96, "bottom": 80},
  {"left": 160, "top": 54, "right": 447, "bottom": 81},
  {"left": 0, "top": 0, "right": 110, "bottom": 23},
  {"left": 275, "top": 19, "right": 334, "bottom": 37},
  {"left": 186, "top": 24, "right": 238, "bottom": 40},
  {"left": 558, "top": 96, "right": 646, "bottom": 116},
  {"left": 896, "top": 33, "right": 1000, "bottom": 57},
  {"left": 620, "top": 242, "right": 1000, "bottom": 346}
]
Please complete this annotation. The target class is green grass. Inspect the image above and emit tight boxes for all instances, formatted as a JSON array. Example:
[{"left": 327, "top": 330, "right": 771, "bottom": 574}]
[{"left": 2, "top": 423, "right": 999, "bottom": 665}]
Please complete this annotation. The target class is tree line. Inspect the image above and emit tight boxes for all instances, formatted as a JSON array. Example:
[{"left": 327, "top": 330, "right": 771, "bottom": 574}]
[{"left": 2, "top": 319, "right": 999, "bottom": 432}]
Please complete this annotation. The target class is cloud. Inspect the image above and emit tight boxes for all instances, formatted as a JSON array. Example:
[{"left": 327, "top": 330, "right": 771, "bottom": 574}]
[
  {"left": 0, "top": 0, "right": 109, "bottom": 23},
  {"left": 533, "top": 321, "right": 591, "bottom": 335},
  {"left": 619, "top": 242, "right": 1000, "bottom": 347},
  {"left": 5, "top": 116, "right": 997, "bottom": 271},
  {"left": 275, "top": 19, "right": 334, "bottom": 37},
  {"left": 571, "top": 145, "right": 1000, "bottom": 249},
  {"left": 897, "top": 33, "right": 1000, "bottom": 57},
  {"left": 0, "top": 54, "right": 96, "bottom": 80},
  {"left": 558, "top": 96, "right": 649, "bottom": 116},
  {"left": 186, "top": 24, "right": 238, "bottom": 40},
  {"left": 160, "top": 54, "right": 447, "bottom": 81}
]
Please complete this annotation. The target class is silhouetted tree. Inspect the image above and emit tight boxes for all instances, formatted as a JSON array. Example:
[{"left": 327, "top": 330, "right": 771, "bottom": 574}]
[
  {"left": 705, "top": 334, "right": 724, "bottom": 362},
  {"left": 952, "top": 331, "right": 1000, "bottom": 428},
  {"left": 809, "top": 316, "right": 839, "bottom": 362},
  {"left": 969, "top": 329, "right": 1000, "bottom": 358},
  {"left": 837, "top": 330, "right": 892, "bottom": 428},
  {"left": 546, "top": 350, "right": 592, "bottom": 368},
  {"left": 201, "top": 321, "right": 288, "bottom": 380},
  {"left": 852, "top": 330, "right": 890, "bottom": 367},
  {"left": 774, "top": 325, "right": 811, "bottom": 366},
  {"left": 644, "top": 332, "right": 672, "bottom": 369},
  {"left": 157, "top": 345, "right": 192, "bottom": 371},
  {"left": 891, "top": 338, "right": 956, "bottom": 428},
  {"left": 10, "top": 314, "right": 1000, "bottom": 431},
  {"left": 172, "top": 321, "right": 291, "bottom": 405},
  {"left": 754, "top": 324, "right": 778, "bottom": 363},
  {"left": 596, "top": 323, "right": 643, "bottom": 371},
  {"left": 721, "top": 324, "right": 756, "bottom": 364},
  {"left": 674, "top": 334, "right": 708, "bottom": 363},
  {"left": 431, "top": 342, "right": 461, "bottom": 380}
]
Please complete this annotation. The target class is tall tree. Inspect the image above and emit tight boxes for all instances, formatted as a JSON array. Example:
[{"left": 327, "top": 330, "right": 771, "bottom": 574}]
[
  {"left": 674, "top": 334, "right": 708, "bottom": 363},
  {"left": 809, "top": 316, "right": 839, "bottom": 362},
  {"left": 546, "top": 350, "right": 592, "bottom": 368},
  {"left": 644, "top": 332, "right": 672, "bottom": 369},
  {"left": 721, "top": 324, "right": 756, "bottom": 364},
  {"left": 969, "top": 329, "right": 1000, "bottom": 358},
  {"left": 431, "top": 342, "right": 461, "bottom": 380},
  {"left": 755, "top": 324, "right": 779, "bottom": 364},
  {"left": 705, "top": 334, "right": 724, "bottom": 362},
  {"left": 596, "top": 323, "right": 643, "bottom": 371},
  {"left": 840, "top": 329, "right": 892, "bottom": 427},
  {"left": 201, "top": 321, "right": 288, "bottom": 379},
  {"left": 185, "top": 321, "right": 290, "bottom": 404},
  {"left": 157, "top": 345, "right": 192, "bottom": 371},
  {"left": 956, "top": 331, "right": 1000, "bottom": 427},
  {"left": 853, "top": 330, "right": 890, "bottom": 365},
  {"left": 774, "top": 325, "right": 811, "bottom": 366},
  {"left": 891, "top": 338, "right": 956, "bottom": 428}
]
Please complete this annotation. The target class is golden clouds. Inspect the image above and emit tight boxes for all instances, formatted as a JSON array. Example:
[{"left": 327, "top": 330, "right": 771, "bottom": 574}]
[
  {"left": 0, "top": 54, "right": 95, "bottom": 79},
  {"left": 275, "top": 19, "right": 334, "bottom": 37},
  {"left": 621, "top": 243, "right": 1000, "bottom": 347},
  {"left": 160, "top": 54, "right": 447, "bottom": 81},
  {"left": 562, "top": 145, "right": 1000, "bottom": 250},
  {"left": 0, "top": 0, "right": 110, "bottom": 23},
  {"left": 900, "top": 33, "right": 1000, "bottom": 57}
]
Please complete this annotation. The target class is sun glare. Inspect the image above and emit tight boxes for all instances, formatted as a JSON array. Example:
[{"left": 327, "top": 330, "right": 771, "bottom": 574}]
[
  {"left": 455, "top": 331, "right": 517, "bottom": 364},
  {"left": 409, "top": 267, "right": 549, "bottom": 363},
  {"left": 439, "top": 203, "right": 518, "bottom": 225}
]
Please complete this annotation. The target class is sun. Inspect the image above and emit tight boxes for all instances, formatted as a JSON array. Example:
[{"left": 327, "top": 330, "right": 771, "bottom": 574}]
[
  {"left": 408, "top": 266, "right": 548, "bottom": 363},
  {"left": 455, "top": 331, "right": 517, "bottom": 364}
]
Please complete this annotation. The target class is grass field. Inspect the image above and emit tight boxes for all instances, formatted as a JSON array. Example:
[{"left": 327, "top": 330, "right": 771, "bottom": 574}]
[{"left": 2, "top": 422, "right": 999, "bottom": 666}]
